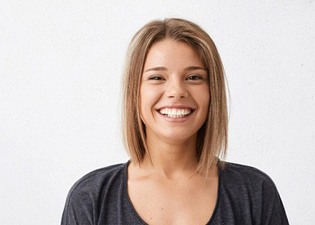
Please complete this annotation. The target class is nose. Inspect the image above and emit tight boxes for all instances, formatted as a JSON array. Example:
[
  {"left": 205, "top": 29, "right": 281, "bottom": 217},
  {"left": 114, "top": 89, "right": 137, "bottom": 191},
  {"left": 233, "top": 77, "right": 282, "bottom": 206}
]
[{"left": 166, "top": 78, "right": 188, "bottom": 99}]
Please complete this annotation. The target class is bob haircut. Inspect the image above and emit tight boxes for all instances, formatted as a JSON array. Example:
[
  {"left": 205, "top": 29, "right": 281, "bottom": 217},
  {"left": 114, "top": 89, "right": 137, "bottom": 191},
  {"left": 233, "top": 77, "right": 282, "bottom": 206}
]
[{"left": 123, "top": 18, "right": 228, "bottom": 173}]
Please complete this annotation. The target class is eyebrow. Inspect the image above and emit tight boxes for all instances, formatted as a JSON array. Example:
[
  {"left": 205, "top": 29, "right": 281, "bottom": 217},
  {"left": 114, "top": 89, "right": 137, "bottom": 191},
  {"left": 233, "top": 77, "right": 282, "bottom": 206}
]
[
  {"left": 144, "top": 66, "right": 207, "bottom": 72},
  {"left": 184, "top": 66, "right": 207, "bottom": 71},
  {"left": 144, "top": 66, "right": 167, "bottom": 72}
]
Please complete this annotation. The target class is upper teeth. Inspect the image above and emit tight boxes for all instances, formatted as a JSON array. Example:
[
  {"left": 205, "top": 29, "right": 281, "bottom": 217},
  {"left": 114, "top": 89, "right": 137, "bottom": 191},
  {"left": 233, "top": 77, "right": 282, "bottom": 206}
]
[{"left": 159, "top": 108, "right": 192, "bottom": 118}]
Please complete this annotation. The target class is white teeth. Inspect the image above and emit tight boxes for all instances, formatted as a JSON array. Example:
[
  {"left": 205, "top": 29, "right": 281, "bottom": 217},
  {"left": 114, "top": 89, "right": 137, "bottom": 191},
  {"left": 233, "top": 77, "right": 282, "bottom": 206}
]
[{"left": 159, "top": 108, "right": 192, "bottom": 118}]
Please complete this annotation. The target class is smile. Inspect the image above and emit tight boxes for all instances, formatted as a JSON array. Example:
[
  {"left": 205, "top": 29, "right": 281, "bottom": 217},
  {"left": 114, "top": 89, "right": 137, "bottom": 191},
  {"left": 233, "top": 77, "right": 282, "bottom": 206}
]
[{"left": 158, "top": 108, "right": 194, "bottom": 118}]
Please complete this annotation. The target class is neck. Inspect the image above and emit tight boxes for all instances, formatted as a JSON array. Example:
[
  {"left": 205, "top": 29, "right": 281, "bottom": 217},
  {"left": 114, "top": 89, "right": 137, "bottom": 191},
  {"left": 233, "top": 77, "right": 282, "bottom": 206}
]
[{"left": 140, "top": 135, "right": 199, "bottom": 178}]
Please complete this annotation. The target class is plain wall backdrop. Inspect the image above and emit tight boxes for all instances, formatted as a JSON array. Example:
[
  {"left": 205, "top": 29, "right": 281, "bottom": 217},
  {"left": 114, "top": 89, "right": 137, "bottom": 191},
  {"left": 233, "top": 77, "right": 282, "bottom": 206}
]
[{"left": 1, "top": 1, "right": 314, "bottom": 224}]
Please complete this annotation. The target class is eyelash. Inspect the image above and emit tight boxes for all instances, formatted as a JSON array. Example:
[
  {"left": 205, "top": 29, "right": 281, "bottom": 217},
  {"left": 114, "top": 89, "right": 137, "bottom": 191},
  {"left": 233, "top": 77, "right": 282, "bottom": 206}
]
[
  {"left": 148, "top": 75, "right": 163, "bottom": 80},
  {"left": 147, "top": 74, "right": 206, "bottom": 82},
  {"left": 186, "top": 75, "right": 203, "bottom": 80}
]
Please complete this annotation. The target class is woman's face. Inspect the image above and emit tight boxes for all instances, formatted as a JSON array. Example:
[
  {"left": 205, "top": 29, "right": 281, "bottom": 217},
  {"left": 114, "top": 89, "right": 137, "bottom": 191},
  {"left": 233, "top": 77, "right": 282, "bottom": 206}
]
[{"left": 140, "top": 39, "right": 210, "bottom": 144}]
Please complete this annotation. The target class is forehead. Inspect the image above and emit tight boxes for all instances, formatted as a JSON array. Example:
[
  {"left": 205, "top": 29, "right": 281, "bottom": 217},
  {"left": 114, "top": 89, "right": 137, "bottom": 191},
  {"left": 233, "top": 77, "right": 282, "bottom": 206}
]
[{"left": 143, "top": 39, "right": 204, "bottom": 70}]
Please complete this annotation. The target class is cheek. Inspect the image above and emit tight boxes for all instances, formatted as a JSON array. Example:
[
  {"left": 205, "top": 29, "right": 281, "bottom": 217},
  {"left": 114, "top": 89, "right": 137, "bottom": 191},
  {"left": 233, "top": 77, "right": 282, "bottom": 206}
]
[
  {"left": 203, "top": 93, "right": 210, "bottom": 109},
  {"left": 197, "top": 87, "right": 210, "bottom": 119},
  {"left": 140, "top": 86, "right": 161, "bottom": 107},
  {"left": 140, "top": 86, "right": 160, "bottom": 122},
  {"left": 196, "top": 86, "right": 210, "bottom": 106}
]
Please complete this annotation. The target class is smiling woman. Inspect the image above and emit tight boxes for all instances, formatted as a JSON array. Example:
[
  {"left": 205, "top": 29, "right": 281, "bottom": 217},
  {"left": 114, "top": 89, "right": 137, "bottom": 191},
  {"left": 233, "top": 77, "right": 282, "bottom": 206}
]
[
  {"left": 61, "top": 18, "right": 289, "bottom": 225},
  {"left": 140, "top": 40, "right": 210, "bottom": 148},
  {"left": 123, "top": 19, "right": 228, "bottom": 175}
]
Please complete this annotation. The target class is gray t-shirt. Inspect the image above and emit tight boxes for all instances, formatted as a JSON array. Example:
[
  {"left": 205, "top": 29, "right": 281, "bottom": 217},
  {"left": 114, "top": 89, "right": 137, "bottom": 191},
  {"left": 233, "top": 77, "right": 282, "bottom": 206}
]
[{"left": 61, "top": 161, "right": 289, "bottom": 225}]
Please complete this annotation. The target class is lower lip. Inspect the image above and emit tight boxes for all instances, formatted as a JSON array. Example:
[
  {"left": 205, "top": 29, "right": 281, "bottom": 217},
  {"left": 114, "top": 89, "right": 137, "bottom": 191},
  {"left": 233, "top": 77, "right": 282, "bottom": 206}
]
[{"left": 157, "top": 111, "right": 194, "bottom": 122}]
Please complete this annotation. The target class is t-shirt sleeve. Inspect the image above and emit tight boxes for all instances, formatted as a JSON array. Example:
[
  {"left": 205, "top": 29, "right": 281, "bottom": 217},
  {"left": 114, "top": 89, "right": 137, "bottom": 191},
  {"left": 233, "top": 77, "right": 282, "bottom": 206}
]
[
  {"left": 61, "top": 185, "right": 94, "bottom": 225},
  {"left": 260, "top": 176, "right": 289, "bottom": 225}
]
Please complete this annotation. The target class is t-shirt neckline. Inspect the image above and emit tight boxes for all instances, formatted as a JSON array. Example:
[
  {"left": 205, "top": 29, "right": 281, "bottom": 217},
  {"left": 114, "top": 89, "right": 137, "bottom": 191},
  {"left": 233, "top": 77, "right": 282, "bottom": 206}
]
[{"left": 123, "top": 160, "right": 222, "bottom": 225}]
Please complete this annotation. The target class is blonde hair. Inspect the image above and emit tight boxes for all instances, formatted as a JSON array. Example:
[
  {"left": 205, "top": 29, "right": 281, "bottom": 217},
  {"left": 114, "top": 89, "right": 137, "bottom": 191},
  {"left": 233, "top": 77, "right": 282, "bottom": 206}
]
[{"left": 122, "top": 18, "right": 228, "bottom": 173}]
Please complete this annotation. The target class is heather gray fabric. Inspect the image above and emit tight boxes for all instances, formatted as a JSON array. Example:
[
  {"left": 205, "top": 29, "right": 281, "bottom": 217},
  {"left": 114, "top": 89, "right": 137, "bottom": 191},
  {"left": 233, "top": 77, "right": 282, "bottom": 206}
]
[{"left": 61, "top": 162, "right": 289, "bottom": 225}]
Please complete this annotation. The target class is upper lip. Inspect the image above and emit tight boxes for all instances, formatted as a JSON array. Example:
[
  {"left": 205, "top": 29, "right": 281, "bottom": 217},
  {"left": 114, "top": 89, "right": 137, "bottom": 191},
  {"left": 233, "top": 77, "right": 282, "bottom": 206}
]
[{"left": 156, "top": 104, "right": 196, "bottom": 111}]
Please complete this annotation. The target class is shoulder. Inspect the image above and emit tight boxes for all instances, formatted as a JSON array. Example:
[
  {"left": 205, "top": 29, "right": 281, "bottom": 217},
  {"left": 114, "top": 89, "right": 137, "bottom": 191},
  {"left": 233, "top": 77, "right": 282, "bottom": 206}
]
[
  {"left": 219, "top": 161, "right": 284, "bottom": 210},
  {"left": 219, "top": 161, "right": 282, "bottom": 202},
  {"left": 216, "top": 162, "right": 289, "bottom": 224},
  {"left": 72, "top": 163, "right": 126, "bottom": 187},
  {"left": 220, "top": 161, "right": 277, "bottom": 188},
  {"left": 61, "top": 163, "right": 129, "bottom": 224},
  {"left": 65, "top": 162, "right": 127, "bottom": 204}
]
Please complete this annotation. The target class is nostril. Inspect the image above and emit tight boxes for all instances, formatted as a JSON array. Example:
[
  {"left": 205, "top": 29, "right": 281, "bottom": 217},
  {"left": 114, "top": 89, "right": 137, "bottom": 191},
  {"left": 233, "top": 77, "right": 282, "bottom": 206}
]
[
  {"left": 166, "top": 89, "right": 188, "bottom": 98},
  {"left": 165, "top": 81, "right": 188, "bottom": 98},
  {"left": 167, "top": 94, "right": 188, "bottom": 99}
]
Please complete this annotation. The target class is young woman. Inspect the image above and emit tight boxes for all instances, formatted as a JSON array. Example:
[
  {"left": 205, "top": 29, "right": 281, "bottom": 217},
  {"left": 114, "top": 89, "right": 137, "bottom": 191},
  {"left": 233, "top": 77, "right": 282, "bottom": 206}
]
[{"left": 61, "top": 18, "right": 289, "bottom": 225}]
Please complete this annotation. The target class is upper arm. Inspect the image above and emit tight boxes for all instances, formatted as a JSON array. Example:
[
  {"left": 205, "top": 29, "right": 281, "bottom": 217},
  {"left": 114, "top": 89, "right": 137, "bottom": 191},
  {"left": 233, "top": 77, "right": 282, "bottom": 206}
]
[
  {"left": 61, "top": 186, "right": 94, "bottom": 225},
  {"left": 261, "top": 177, "right": 289, "bottom": 225}
]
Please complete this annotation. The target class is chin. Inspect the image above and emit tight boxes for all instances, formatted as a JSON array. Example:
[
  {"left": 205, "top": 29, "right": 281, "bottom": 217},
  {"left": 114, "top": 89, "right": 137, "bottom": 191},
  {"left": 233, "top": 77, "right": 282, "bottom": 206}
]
[{"left": 160, "top": 130, "right": 197, "bottom": 144}]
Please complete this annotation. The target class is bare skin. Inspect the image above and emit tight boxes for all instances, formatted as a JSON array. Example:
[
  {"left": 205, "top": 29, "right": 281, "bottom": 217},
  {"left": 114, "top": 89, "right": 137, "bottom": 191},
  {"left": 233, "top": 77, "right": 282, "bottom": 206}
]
[
  {"left": 127, "top": 39, "right": 218, "bottom": 225},
  {"left": 128, "top": 157, "right": 218, "bottom": 225}
]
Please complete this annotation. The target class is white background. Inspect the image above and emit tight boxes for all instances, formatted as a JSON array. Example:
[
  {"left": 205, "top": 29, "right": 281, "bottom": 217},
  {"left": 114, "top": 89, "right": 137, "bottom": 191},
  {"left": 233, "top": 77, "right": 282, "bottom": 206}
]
[{"left": 1, "top": 1, "right": 314, "bottom": 224}]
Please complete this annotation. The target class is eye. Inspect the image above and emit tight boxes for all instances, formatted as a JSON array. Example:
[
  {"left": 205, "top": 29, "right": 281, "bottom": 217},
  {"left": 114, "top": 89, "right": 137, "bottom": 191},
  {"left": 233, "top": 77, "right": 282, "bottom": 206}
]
[
  {"left": 148, "top": 75, "right": 164, "bottom": 81},
  {"left": 186, "top": 75, "right": 203, "bottom": 80}
]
